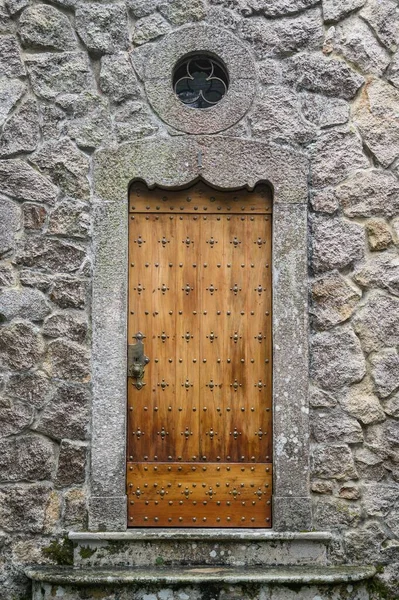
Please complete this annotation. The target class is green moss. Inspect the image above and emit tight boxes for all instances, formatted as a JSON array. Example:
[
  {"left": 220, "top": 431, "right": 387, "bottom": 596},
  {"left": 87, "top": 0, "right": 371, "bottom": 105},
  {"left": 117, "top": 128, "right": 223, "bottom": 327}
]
[
  {"left": 79, "top": 546, "right": 97, "bottom": 559},
  {"left": 42, "top": 536, "right": 74, "bottom": 566},
  {"left": 367, "top": 577, "right": 396, "bottom": 600},
  {"left": 155, "top": 556, "right": 165, "bottom": 566}
]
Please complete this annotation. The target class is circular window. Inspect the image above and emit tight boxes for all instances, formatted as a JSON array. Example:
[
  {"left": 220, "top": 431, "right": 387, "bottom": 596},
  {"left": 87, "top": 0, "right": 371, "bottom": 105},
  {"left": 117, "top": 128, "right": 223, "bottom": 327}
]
[{"left": 173, "top": 54, "right": 229, "bottom": 109}]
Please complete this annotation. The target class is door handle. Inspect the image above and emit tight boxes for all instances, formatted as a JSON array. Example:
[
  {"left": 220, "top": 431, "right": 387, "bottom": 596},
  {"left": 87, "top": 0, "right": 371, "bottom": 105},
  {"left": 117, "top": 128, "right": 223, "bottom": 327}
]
[{"left": 128, "top": 332, "right": 150, "bottom": 390}]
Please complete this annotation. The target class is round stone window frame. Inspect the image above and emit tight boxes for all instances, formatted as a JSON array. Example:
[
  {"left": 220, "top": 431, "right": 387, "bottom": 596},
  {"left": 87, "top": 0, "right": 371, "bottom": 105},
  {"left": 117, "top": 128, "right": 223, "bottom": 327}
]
[{"left": 142, "top": 25, "right": 257, "bottom": 134}]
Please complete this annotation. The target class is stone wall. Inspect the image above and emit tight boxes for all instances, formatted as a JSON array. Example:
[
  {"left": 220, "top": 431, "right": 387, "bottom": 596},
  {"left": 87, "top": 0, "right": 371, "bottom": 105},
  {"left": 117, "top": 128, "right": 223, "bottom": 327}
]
[{"left": 0, "top": 0, "right": 398, "bottom": 598}]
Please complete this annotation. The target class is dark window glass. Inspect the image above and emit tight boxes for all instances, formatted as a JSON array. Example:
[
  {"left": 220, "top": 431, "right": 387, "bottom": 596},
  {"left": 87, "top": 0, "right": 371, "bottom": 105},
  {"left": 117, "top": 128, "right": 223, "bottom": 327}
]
[{"left": 173, "top": 55, "right": 229, "bottom": 109}]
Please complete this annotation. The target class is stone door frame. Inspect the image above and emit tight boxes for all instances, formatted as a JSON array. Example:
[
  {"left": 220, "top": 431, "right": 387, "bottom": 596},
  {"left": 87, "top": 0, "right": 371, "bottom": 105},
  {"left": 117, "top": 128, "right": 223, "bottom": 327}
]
[{"left": 89, "top": 135, "right": 310, "bottom": 532}]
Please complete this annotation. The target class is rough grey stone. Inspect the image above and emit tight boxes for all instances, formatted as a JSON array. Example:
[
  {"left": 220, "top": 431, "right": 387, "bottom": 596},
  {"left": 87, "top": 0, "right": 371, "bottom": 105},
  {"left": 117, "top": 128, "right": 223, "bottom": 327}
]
[
  {"left": 206, "top": 7, "right": 240, "bottom": 31},
  {"left": 56, "top": 440, "right": 87, "bottom": 487},
  {"left": 314, "top": 497, "right": 361, "bottom": 528},
  {"left": 43, "top": 313, "right": 87, "bottom": 344},
  {"left": 250, "top": 86, "right": 316, "bottom": 144},
  {"left": 114, "top": 101, "right": 158, "bottom": 142},
  {"left": 0, "top": 35, "right": 24, "bottom": 77},
  {"left": 40, "top": 104, "right": 65, "bottom": 140},
  {"left": 311, "top": 325, "right": 366, "bottom": 390},
  {"left": 26, "top": 52, "right": 95, "bottom": 100},
  {"left": 56, "top": 93, "right": 112, "bottom": 149},
  {"left": 0, "top": 99, "right": 40, "bottom": 157},
  {"left": 0, "top": 197, "right": 21, "bottom": 256},
  {"left": 311, "top": 407, "right": 363, "bottom": 443},
  {"left": 35, "top": 383, "right": 90, "bottom": 441},
  {"left": 309, "top": 386, "right": 337, "bottom": 408},
  {"left": 23, "top": 203, "right": 47, "bottom": 232},
  {"left": 311, "top": 216, "right": 364, "bottom": 273},
  {"left": 256, "top": 0, "right": 320, "bottom": 16},
  {"left": 0, "top": 162, "right": 56, "bottom": 210},
  {"left": 285, "top": 54, "right": 364, "bottom": 100},
  {"left": 0, "top": 397, "right": 33, "bottom": 437},
  {"left": 0, "top": 321, "right": 44, "bottom": 370},
  {"left": 338, "top": 484, "right": 361, "bottom": 500},
  {"left": 366, "top": 218, "right": 393, "bottom": 251},
  {"left": 5, "top": 0, "right": 28, "bottom": 14},
  {"left": 345, "top": 521, "right": 386, "bottom": 563},
  {"left": 63, "top": 488, "right": 87, "bottom": 529},
  {"left": 370, "top": 348, "right": 399, "bottom": 398},
  {"left": 49, "top": 276, "right": 88, "bottom": 309},
  {"left": 311, "top": 480, "right": 333, "bottom": 494},
  {"left": 257, "top": 59, "right": 283, "bottom": 85},
  {"left": 389, "top": 50, "right": 399, "bottom": 88},
  {"left": 75, "top": 3, "right": 129, "bottom": 55},
  {"left": 19, "top": 271, "right": 52, "bottom": 293},
  {"left": 353, "top": 77, "right": 399, "bottom": 168},
  {"left": 48, "top": 200, "right": 90, "bottom": 239},
  {"left": 0, "top": 264, "right": 16, "bottom": 287},
  {"left": 126, "top": 0, "right": 161, "bottom": 16},
  {"left": 311, "top": 271, "right": 361, "bottom": 330},
  {"left": 6, "top": 371, "right": 55, "bottom": 410},
  {"left": 341, "top": 377, "right": 386, "bottom": 425},
  {"left": 31, "top": 138, "right": 90, "bottom": 201},
  {"left": 0, "top": 435, "right": 55, "bottom": 482},
  {"left": 300, "top": 92, "right": 349, "bottom": 128},
  {"left": 45, "top": 0, "right": 76, "bottom": 7},
  {"left": 353, "top": 293, "right": 399, "bottom": 352},
  {"left": 0, "top": 288, "right": 50, "bottom": 322},
  {"left": 332, "top": 18, "right": 391, "bottom": 76},
  {"left": 159, "top": 0, "right": 207, "bottom": 24},
  {"left": 354, "top": 254, "right": 399, "bottom": 296},
  {"left": 15, "top": 238, "right": 86, "bottom": 274},
  {"left": 311, "top": 444, "right": 358, "bottom": 480},
  {"left": 0, "top": 77, "right": 25, "bottom": 127},
  {"left": 360, "top": 0, "right": 399, "bottom": 51},
  {"left": 310, "top": 188, "right": 339, "bottom": 214},
  {"left": 239, "top": 9, "right": 323, "bottom": 58},
  {"left": 132, "top": 13, "right": 171, "bottom": 45},
  {"left": 323, "top": 0, "right": 366, "bottom": 22},
  {"left": 44, "top": 339, "right": 90, "bottom": 382},
  {"left": 310, "top": 129, "right": 369, "bottom": 188},
  {"left": 354, "top": 446, "right": 384, "bottom": 481},
  {"left": 337, "top": 169, "right": 399, "bottom": 218},
  {"left": 0, "top": 484, "right": 51, "bottom": 533},
  {"left": 100, "top": 53, "right": 141, "bottom": 104},
  {"left": 19, "top": 5, "right": 77, "bottom": 51},
  {"left": 382, "top": 392, "right": 399, "bottom": 418},
  {"left": 365, "top": 419, "right": 399, "bottom": 461},
  {"left": 362, "top": 483, "right": 399, "bottom": 517}
]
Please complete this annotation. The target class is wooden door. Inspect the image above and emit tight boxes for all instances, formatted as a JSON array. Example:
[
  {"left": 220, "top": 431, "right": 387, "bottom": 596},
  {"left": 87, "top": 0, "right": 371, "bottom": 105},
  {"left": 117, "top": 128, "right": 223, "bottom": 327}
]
[{"left": 127, "top": 182, "right": 272, "bottom": 527}]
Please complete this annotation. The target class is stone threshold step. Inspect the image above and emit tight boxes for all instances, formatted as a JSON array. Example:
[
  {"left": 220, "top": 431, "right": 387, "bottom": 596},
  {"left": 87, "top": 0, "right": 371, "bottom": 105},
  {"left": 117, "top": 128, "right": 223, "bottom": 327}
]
[{"left": 26, "top": 565, "right": 376, "bottom": 586}]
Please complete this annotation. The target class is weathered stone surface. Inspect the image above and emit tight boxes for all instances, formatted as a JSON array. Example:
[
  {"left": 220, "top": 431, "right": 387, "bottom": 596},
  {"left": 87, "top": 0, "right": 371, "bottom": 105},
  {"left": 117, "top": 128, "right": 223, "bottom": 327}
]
[
  {"left": 300, "top": 92, "right": 349, "bottom": 128},
  {"left": 366, "top": 218, "right": 393, "bottom": 251},
  {"left": 76, "top": 3, "right": 129, "bottom": 54},
  {"left": 309, "top": 386, "right": 337, "bottom": 408},
  {"left": 365, "top": 420, "right": 399, "bottom": 461},
  {"left": 40, "top": 104, "right": 65, "bottom": 140},
  {"left": 314, "top": 497, "right": 361, "bottom": 527},
  {"left": 19, "top": 5, "right": 77, "bottom": 51},
  {"left": 0, "top": 99, "right": 41, "bottom": 157},
  {"left": 132, "top": 13, "right": 171, "bottom": 45},
  {"left": 0, "top": 322, "right": 44, "bottom": 370},
  {"left": 0, "top": 77, "right": 25, "bottom": 127},
  {"left": 311, "top": 325, "right": 366, "bottom": 390},
  {"left": 19, "top": 271, "right": 52, "bottom": 293},
  {"left": 339, "top": 484, "right": 360, "bottom": 500},
  {"left": 31, "top": 138, "right": 90, "bottom": 201},
  {"left": 114, "top": 100, "right": 158, "bottom": 142},
  {"left": 337, "top": 169, "right": 399, "bottom": 218},
  {"left": 354, "top": 254, "right": 399, "bottom": 296},
  {"left": 206, "top": 6, "right": 240, "bottom": 31},
  {"left": 5, "top": 0, "right": 28, "bottom": 14},
  {"left": 6, "top": 371, "right": 55, "bottom": 410},
  {"left": 48, "top": 200, "right": 90, "bottom": 239},
  {"left": 360, "top": 0, "right": 399, "bottom": 51},
  {"left": 341, "top": 377, "right": 386, "bottom": 425},
  {"left": 257, "top": 59, "right": 283, "bottom": 85},
  {"left": 332, "top": 18, "right": 390, "bottom": 76},
  {"left": 56, "top": 440, "right": 87, "bottom": 487},
  {"left": 49, "top": 276, "right": 88, "bottom": 309},
  {"left": 35, "top": 383, "right": 90, "bottom": 440},
  {"left": 0, "top": 288, "right": 50, "bottom": 322},
  {"left": 0, "top": 264, "right": 16, "bottom": 287},
  {"left": 0, "top": 163, "right": 58, "bottom": 211},
  {"left": 26, "top": 52, "right": 95, "bottom": 100},
  {"left": 0, "top": 197, "right": 21, "bottom": 256},
  {"left": 127, "top": 0, "right": 161, "bottom": 16},
  {"left": 159, "top": 0, "right": 207, "bottom": 24},
  {"left": 239, "top": 9, "right": 323, "bottom": 58},
  {"left": 311, "top": 216, "right": 364, "bottom": 273},
  {"left": 353, "top": 293, "right": 399, "bottom": 352},
  {"left": 354, "top": 446, "right": 384, "bottom": 481},
  {"left": 389, "top": 50, "right": 399, "bottom": 88},
  {"left": 0, "top": 435, "right": 55, "bottom": 482},
  {"left": 250, "top": 86, "right": 316, "bottom": 144},
  {"left": 0, "top": 35, "right": 24, "bottom": 77},
  {"left": 257, "top": 0, "right": 320, "bottom": 16},
  {"left": 311, "top": 271, "right": 361, "bottom": 330},
  {"left": 63, "top": 488, "right": 87, "bottom": 529},
  {"left": 0, "top": 484, "right": 51, "bottom": 533},
  {"left": 353, "top": 77, "right": 399, "bottom": 168},
  {"left": 56, "top": 93, "right": 112, "bottom": 149},
  {"left": 311, "top": 444, "right": 358, "bottom": 480},
  {"left": 0, "top": 0, "right": 14, "bottom": 32},
  {"left": 382, "top": 392, "right": 399, "bottom": 418},
  {"left": 23, "top": 203, "right": 47, "bottom": 231},
  {"left": 323, "top": 0, "right": 366, "bottom": 22},
  {"left": 43, "top": 313, "right": 87, "bottom": 344},
  {"left": 45, "top": 339, "right": 90, "bottom": 382},
  {"left": 100, "top": 53, "right": 140, "bottom": 104},
  {"left": 0, "top": 397, "right": 33, "bottom": 437},
  {"left": 345, "top": 521, "right": 386, "bottom": 563},
  {"left": 310, "top": 129, "right": 369, "bottom": 188},
  {"left": 311, "top": 407, "right": 363, "bottom": 443},
  {"left": 370, "top": 348, "right": 399, "bottom": 398},
  {"left": 285, "top": 54, "right": 364, "bottom": 100},
  {"left": 362, "top": 483, "right": 399, "bottom": 517},
  {"left": 311, "top": 480, "right": 333, "bottom": 494},
  {"left": 310, "top": 188, "right": 339, "bottom": 214},
  {"left": 15, "top": 238, "right": 85, "bottom": 274}
]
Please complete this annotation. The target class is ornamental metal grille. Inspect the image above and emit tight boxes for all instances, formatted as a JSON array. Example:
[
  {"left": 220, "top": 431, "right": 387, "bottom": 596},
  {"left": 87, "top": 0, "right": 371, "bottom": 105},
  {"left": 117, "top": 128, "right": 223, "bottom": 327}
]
[{"left": 173, "top": 55, "right": 229, "bottom": 109}]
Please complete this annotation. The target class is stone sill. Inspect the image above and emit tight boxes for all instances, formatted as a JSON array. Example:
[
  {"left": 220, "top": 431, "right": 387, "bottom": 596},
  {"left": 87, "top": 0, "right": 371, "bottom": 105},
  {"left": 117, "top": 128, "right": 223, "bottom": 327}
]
[
  {"left": 69, "top": 529, "right": 332, "bottom": 542},
  {"left": 26, "top": 565, "right": 376, "bottom": 586}
]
